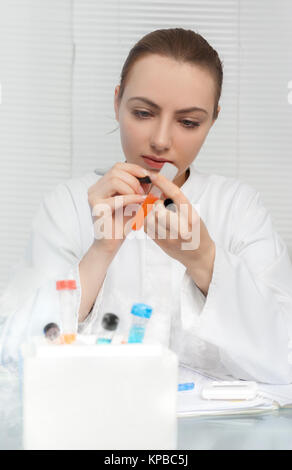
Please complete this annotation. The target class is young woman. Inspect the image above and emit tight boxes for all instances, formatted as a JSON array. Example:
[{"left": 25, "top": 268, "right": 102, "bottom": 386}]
[{"left": 1, "top": 28, "right": 292, "bottom": 383}]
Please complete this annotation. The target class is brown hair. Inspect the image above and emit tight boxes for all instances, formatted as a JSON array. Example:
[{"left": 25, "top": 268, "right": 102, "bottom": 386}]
[{"left": 118, "top": 28, "right": 223, "bottom": 120}]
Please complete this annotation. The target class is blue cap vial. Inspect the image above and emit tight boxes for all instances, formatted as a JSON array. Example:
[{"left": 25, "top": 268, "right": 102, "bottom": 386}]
[{"left": 130, "top": 303, "right": 153, "bottom": 319}]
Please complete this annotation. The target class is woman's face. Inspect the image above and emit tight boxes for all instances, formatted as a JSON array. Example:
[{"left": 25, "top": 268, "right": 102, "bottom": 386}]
[{"left": 114, "top": 54, "right": 220, "bottom": 187}]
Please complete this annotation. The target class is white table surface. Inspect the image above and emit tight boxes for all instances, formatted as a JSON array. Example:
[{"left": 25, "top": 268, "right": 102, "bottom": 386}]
[{"left": 1, "top": 366, "right": 292, "bottom": 450}]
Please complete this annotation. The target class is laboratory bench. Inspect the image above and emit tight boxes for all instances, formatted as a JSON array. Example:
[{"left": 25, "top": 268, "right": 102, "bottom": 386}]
[{"left": 1, "top": 367, "right": 292, "bottom": 451}]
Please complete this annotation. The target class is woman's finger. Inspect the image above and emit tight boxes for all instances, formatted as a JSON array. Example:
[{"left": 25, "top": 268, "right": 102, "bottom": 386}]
[
  {"left": 148, "top": 200, "right": 196, "bottom": 242},
  {"left": 144, "top": 200, "right": 171, "bottom": 240},
  {"left": 154, "top": 201, "right": 179, "bottom": 239},
  {"left": 148, "top": 172, "right": 188, "bottom": 206},
  {"left": 92, "top": 194, "right": 146, "bottom": 216},
  {"left": 111, "top": 169, "right": 147, "bottom": 195},
  {"left": 114, "top": 162, "right": 150, "bottom": 178}
]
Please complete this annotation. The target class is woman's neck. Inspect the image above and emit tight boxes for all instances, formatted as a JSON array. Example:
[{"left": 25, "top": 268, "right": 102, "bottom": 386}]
[{"left": 174, "top": 167, "right": 190, "bottom": 188}]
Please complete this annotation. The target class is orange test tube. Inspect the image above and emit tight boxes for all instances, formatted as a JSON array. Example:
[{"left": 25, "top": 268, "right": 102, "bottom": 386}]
[
  {"left": 131, "top": 162, "right": 178, "bottom": 231},
  {"left": 132, "top": 193, "right": 158, "bottom": 231}
]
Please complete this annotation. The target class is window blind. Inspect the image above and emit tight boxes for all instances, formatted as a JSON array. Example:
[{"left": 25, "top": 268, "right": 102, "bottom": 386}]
[
  {"left": 238, "top": 0, "right": 292, "bottom": 252},
  {"left": 0, "top": 0, "right": 73, "bottom": 293}
]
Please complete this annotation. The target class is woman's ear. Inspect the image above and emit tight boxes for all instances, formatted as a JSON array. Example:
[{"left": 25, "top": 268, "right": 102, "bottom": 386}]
[
  {"left": 114, "top": 85, "right": 120, "bottom": 122},
  {"left": 215, "top": 105, "right": 221, "bottom": 120},
  {"left": 211, "top": 105, "right": 221, "bottom": 125}
]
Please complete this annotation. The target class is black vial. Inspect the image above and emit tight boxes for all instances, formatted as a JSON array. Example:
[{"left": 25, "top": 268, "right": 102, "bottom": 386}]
[
  {"left": 101, "top": 313, "right": 119, "bottom": 331},
  {"left": 43, "top": 322, "right": 60, "bottom": 341}
]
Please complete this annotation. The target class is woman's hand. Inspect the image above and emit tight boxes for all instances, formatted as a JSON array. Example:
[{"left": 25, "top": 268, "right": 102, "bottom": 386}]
[
  {"left": 144, "top": 171, "right": 216, "bottom": 295},
  {"left": 88, "top": 162, "right": 149, "bottom": 254}
]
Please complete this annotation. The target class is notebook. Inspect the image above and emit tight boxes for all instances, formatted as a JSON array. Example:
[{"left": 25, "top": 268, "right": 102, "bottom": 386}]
[{"left": 176, "top": 365, "right": 292, "bottom": 417}]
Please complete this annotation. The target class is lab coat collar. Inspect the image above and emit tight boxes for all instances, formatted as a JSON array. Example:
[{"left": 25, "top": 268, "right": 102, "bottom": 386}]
[{"left": 180, "top": 163, "right": 209, "bottom": 204}]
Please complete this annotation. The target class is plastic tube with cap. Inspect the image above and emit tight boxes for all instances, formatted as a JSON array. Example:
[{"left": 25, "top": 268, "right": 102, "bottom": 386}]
[
  {"left": 56, "top": 280, "right": 78, "bottom": 344},
  {"left": 132, "top": 162, "right": 178, "bottom": 231},
  {"left": 128, "top": 303, "right": 153, "bottom": 343},
  {"left": 96, "top": 313, "right": 120, "bottom": 344}
]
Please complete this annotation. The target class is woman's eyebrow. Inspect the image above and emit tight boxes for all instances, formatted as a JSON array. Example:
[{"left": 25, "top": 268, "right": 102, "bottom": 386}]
[{"left": 128, "top": 96, "right": 208, "bottom": 115}]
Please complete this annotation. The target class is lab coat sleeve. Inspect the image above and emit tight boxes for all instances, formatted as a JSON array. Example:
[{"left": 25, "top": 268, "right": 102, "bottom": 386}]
[
  {"left": 180, "top": 186, "right": 292, "bottom": 384},
  {"left": 0, "top": 182, "right": 104, "bottom": 368}
]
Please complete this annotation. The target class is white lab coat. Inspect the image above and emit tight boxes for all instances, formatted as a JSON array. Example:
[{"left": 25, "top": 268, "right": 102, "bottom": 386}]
[{"left": 1, "top": 163, "right": 292, "bottom": 383}]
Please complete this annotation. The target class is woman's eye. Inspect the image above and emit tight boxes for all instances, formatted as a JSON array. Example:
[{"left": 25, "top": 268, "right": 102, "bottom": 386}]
[
  {"left": 132, "top": 111, "right": 200, "bottom": 129},
  {"left": 133, "top": 110, "right": 151, "bottom": 119},
  {"left": 181, "top": 120, "right": 200, "bottom": 129}
]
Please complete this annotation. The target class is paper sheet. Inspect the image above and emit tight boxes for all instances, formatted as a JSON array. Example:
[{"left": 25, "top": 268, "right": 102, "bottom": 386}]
[
  {"left": 259, "top": 383, "right": 292, "bottom": 407},
  {"left": 177, "top": 365, "right": 286, "bottom": 417}
]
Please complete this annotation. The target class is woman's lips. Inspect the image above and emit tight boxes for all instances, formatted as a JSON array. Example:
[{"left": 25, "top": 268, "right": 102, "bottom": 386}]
[{"left": 142, "top": 155, "right": 172, "bottom": 169}]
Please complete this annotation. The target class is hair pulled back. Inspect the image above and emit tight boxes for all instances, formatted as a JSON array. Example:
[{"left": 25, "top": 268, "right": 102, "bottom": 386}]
[{"left": 118, "top": 28, "right": 223, "bottom": 120}]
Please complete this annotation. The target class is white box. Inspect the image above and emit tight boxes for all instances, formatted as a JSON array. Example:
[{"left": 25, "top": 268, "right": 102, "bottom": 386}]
[{"left": 22, "top": 339, "right": 178, "bottom": 450}]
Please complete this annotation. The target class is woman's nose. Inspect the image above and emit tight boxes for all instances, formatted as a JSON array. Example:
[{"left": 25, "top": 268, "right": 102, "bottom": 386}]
[{"left": 150, "top": 121, "right": 171, "bottom": 152}]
